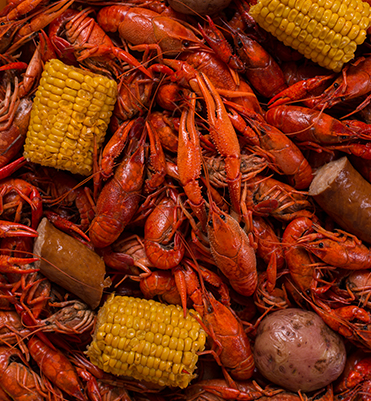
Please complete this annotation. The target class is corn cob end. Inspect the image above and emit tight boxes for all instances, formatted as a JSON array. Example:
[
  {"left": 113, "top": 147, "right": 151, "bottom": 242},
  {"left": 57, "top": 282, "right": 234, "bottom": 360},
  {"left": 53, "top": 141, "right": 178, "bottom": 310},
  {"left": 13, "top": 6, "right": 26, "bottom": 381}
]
[{"left": 86, "top": 295, "right": 207, "bottom": 388}]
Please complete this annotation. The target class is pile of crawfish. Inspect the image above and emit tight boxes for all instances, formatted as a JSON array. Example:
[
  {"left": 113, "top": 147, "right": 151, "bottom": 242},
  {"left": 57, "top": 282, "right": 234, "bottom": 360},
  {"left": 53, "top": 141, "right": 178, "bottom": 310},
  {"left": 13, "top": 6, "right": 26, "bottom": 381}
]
[{"left": 3, "top": 0, "right": 371, "bottom": 399}]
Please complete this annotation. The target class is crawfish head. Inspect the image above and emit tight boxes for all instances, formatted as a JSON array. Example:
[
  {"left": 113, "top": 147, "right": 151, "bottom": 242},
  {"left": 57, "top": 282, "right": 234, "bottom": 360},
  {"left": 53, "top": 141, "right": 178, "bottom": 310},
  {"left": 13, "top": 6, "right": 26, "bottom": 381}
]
[
  {"left": 299, "top": 236, "right": 353, "bottom": 267},
  {"left": 0, "top": 18, "right": 24, "bottom": 53},
  {"left": 201, "top": 292, "right": 255, "bottom": 381},
  {"left": 152, "top": 16, "right": 204, "bottom": 54},
  {"left": 202, "top": 292, "right": 231, "bottom": 332},
  {"left": 206, "top": 203, "right": 244, "bottom": 258}
]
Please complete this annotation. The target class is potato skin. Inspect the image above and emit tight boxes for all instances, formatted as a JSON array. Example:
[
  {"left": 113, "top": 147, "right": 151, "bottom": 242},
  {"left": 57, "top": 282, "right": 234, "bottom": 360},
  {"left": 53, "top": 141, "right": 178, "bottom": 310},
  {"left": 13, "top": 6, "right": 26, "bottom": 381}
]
[
  {"left": 167, "top": 0, "right": 232, "bottom": 15},
  {"left": 253, "top": 308, "right": 346, "bottom": 392}
]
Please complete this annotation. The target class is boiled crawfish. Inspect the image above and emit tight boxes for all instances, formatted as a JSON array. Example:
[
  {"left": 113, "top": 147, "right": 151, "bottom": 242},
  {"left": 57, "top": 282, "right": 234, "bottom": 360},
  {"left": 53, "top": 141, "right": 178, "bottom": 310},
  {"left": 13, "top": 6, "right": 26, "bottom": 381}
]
[{"left": 89, "top": 129, "right": 146, "bottom": 248}]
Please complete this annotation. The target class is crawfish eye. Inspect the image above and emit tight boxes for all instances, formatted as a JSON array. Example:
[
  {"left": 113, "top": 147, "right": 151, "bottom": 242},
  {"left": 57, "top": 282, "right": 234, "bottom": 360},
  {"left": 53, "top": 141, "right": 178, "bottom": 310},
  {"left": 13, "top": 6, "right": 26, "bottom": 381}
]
[
  {"left": 334, "top": 82, "right": 339, "bottom": 88},
  {"left": 219, "top": 214, "right": 226, "bottom": 220},
  {"left": 318, "top": 242, "right": 324, "bottom": 248},
  {"left": 208, "top": 219, "right": 213, "bottom": 226},
  {"left": 183, "top": 41, "right": 190, "bottom": 48}
]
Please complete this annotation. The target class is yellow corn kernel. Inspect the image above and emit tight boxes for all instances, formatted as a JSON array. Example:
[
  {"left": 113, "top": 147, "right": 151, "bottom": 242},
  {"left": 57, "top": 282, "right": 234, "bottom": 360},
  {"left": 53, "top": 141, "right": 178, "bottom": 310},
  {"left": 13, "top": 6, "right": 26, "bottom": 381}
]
[
  {"left": 86, "top": 295, "right": 206, "bottom": 389},
  {"left": 249, "top": 0, "right": 371, "bottom": 71},
  {"left": 23, "top": 59, "right": 117, "bottom": 176}
]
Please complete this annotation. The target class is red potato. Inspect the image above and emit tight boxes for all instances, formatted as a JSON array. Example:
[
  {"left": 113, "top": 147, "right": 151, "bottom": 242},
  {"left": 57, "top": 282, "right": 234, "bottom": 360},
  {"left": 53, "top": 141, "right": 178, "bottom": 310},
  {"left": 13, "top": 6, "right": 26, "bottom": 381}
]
[
  {"left": 309, "top": 156, "right": 371, "bottom": 244},
  {"left": 253, "top": 308, "right": 346, "bottom": 393}
]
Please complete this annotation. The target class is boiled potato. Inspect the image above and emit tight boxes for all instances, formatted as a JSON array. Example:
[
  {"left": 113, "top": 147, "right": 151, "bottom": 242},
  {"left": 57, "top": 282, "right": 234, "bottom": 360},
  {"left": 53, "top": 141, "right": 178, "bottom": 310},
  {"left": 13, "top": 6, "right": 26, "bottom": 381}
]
[
  {"left": 168, "top": 0, "right": 232, "bottom": 15},
  {"left": 253, "top": 308, "right": 346, "bottom": 392}
]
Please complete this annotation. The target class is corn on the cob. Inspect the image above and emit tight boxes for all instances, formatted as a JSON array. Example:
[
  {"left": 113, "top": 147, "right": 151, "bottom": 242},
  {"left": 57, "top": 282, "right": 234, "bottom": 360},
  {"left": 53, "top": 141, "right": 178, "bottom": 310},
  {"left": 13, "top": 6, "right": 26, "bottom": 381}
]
[
  {"left": 23, "top": 59, "right": 117, "bottom": 176},
  {"left": 249, "top": 0, "right": 371, "bottom": 72},
  {"left": 86, "top": 295, "right": 207, "bottom": 388}
]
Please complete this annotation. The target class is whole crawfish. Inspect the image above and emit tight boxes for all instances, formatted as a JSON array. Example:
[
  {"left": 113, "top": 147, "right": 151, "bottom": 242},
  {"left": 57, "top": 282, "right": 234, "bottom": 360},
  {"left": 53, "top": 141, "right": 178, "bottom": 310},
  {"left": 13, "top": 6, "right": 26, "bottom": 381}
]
[
  {"left": 0, "top": 345, "right": 49, "bottom": 400},
  {"left": 242, "top": 174, "right": 314, "bottom": 222},
  {"left": 96, "top": 5, "right": 203, "bottom": 60},
  {"left": 298, "top": 224, "right": 371, "bottom": 271},
  {"left": 199, "top": 292, "right": 255, "bottom": 381},
  {"left": 0, "top": 98, "right": 32, "bottom": 170},
  {"left": 231, "top": 26, "right": 288, "bottom": 98},
  {"left": 282, "top": 216, "right": 324, "bottom": 292},
  {"left": 177, "top": 92, "right": 207, "bottom": 228},
  {"left": 207, "top": 196, "right": 257, "bottom": 297},
  {"left": 89, "top": 129, "right": 146, "bottom": 248},
  {"left": 310, "top": 56, "right": 371, "bottom": 115},
  {"left": 265, "top": 105, "right": 364, "bottom": 147},
  {"left": 22, "top": 167, "right": 95, "bottom": 231},
  {"left": 1, "top": 0, "right": 74, "bottom": 54},
  {"left": 197, "top": 72, "right": 242, "bottom": 215},
  {"left": 300, "top": 291, "right": 371, "bottom": 350},
  {"left": 28, "top": 336, "right": 87, "bottom": 400},
  {"left": 0, "top": 177, "right": 43, "bottom": 229},
  {"left": 48, "top": 8, "right": 150, "bottom": 77},
  {"left": 164, "top": 50, "right": 263, "bottom": 115},
  {"left": 226, "top": 101, "right": 314, "bottom": 190},
  {"left": 143, "top": 187, "right": 185, "bottom": 270}
]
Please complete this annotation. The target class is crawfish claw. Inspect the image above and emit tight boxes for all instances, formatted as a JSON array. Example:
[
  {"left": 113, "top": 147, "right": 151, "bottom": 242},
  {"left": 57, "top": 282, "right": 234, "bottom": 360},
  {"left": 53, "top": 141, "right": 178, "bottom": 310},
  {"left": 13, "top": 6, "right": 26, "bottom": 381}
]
[
  {"left": 0, "top": 220, "right": 38, "bottom": 237},
  {"left": 0, "top": 255, "right": 39, "bottom": 274},
  {"left": 196, "top": 72, "right": 242, "bottom": 214}
]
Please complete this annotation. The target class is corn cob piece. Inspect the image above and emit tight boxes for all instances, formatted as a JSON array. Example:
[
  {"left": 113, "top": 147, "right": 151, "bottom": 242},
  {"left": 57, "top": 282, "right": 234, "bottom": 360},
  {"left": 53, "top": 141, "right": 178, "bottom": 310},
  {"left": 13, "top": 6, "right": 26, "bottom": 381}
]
[
  {"left": 86, "top": 295, "right": 207, "bottom": 388},
  {"left": 249, "top": 0, "right": 371, "bottom": 72},
  {"left": 23, "top": 59, "right": 117, "bottom": 176}
]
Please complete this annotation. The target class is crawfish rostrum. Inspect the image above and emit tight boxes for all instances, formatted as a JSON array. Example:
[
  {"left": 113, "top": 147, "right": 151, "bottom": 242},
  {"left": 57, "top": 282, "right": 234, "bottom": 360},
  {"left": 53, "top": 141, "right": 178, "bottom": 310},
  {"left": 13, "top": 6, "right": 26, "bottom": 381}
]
[{"left": 2, "top": 0, "right": 371, "bottom": 399}]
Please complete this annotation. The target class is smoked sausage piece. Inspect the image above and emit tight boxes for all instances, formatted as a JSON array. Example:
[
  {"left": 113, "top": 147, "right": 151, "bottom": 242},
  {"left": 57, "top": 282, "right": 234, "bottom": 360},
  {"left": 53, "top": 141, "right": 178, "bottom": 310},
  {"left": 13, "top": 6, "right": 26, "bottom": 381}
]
[
  {"left": 309, "top": 156, "right": 371, "bottom": 244},
  {"left": 34, "top": 218, "right": 109, "bottom": 309}
]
